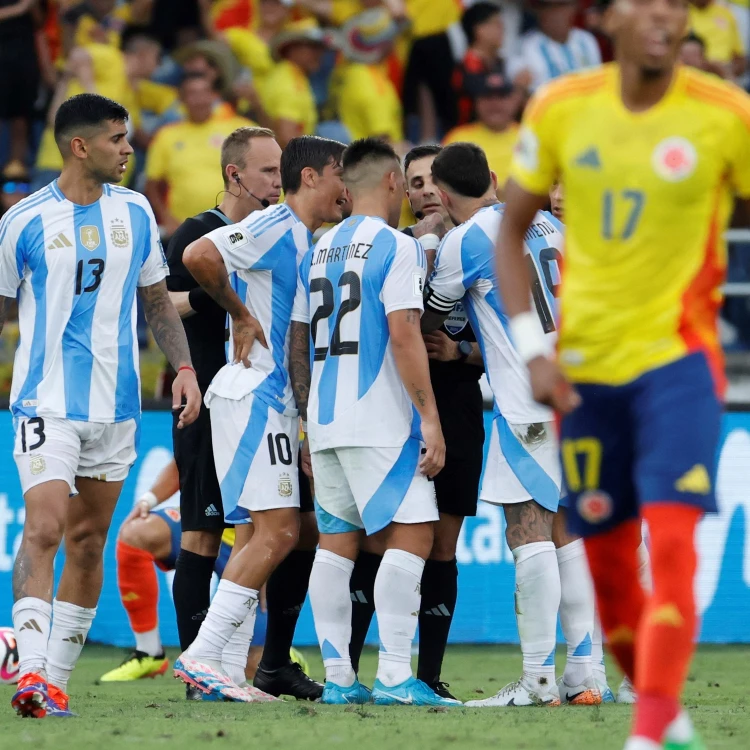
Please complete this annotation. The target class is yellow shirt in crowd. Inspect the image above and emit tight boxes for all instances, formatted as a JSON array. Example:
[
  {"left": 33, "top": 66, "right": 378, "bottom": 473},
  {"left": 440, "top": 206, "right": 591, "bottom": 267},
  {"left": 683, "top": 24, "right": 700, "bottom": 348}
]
[
  {"left": 145, "top": 115, "right": 253, "bottom": 222},
  {"left": 329, "top": 0, "right": 460, "bottom": 37},
  {"left": 689, "top": 2, "right": 745, "bottom": 63},
  {"left": 443, "top": 122, "right": 519, "bottom": 192},
  {"left": 336, "top": 62, "right": 403, "bottom": 142},
  {"left": 260, "top": 60, "right": 317, "bottom": 135},
  {"left": 224, "top": 27, "right": 275, "bottom": 87}
]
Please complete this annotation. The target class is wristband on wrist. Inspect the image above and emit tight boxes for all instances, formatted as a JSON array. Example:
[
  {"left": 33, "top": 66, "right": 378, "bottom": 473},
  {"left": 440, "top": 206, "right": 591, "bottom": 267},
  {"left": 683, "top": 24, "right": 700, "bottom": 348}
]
[
  {"left": 509, "top": 311, "right": 548, "bottom": 364},
  {"left": 137, "top": 491, "right": 158, "bottom": 510},
  {"left": 418, "top": 233, "right": 440, "bottom": 251},
  {"left": 301, "top": 420, "right": 308, "bottom": 434},
  {"left": 178, "top": 365, "right": 196, "bottom": 376}
]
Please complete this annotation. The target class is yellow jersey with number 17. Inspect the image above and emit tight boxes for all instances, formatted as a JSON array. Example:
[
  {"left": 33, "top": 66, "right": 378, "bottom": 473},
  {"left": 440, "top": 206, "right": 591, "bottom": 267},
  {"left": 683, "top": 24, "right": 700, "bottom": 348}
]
[{"left": 509, "top": 63, "right": 750, "bottom": 393}]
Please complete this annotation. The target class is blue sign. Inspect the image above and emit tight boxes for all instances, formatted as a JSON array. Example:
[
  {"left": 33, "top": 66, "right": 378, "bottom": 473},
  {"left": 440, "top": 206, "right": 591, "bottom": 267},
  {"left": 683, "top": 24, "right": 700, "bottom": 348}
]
[{"left": 1, "top": 411, "right": 749, "bottom": 645}]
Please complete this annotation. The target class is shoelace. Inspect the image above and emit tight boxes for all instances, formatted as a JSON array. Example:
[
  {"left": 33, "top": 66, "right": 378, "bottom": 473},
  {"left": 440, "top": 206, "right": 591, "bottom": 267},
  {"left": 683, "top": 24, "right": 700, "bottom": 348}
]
[{"left": 494, "top": 679, "right": 523, "bottom": 698}]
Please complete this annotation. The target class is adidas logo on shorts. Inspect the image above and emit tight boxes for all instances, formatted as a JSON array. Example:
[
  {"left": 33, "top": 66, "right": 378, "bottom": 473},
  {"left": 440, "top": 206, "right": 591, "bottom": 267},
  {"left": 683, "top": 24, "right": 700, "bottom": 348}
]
[{"left": 205, "top": 504, "right": 221, "bottom": 517}]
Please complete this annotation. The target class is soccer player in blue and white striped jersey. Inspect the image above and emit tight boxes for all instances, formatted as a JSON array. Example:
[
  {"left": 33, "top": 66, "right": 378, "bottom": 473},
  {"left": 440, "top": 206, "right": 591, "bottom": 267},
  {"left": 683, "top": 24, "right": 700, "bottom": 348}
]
[
  {"left": 289, "top": 138, "right": 459, "bottom": 708},
  {"left": 422, "top": 142, "right": 599, "bottom": 708},
  {"left": 1, "top": 94, "right": 200, "bottom": 719},
  {"left": 172, "top": 136, "right": 349, "bottom": 702}
]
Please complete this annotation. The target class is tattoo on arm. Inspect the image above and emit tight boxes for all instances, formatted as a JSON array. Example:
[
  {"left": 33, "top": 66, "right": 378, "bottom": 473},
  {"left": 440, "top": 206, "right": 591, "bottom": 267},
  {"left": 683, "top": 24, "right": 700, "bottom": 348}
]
[
  {"left": 289, "top": 321, "right": 311, "bottom": 421},
  {"left": 405, "top": 309, "right": 420, "bottom": 325},
  {"left": 139, "top": 280, "right": 193, "bottom": 370},
  {"left": 413, "top": 385, "right": 426, "bottom": 407}
]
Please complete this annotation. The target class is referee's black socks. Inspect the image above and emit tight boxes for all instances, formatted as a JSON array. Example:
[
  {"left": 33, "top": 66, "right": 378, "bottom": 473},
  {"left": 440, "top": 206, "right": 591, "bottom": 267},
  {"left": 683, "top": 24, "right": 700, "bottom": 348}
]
[
  {"left": 173, "top": 549, "right": 217, "bottom": 651},
  {"left": 349, "top": 550, "right": 381, "bottom": 674},
  {"left": 417, "top": 557, "right": 458, "bottom": 686},
  {"left": 259, "top": 549, "right": 316, "bottom": 670}
]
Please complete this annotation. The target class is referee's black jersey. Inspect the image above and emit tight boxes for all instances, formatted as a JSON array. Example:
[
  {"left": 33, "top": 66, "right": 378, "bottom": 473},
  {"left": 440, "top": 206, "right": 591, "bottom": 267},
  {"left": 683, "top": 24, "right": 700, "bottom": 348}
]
[{"left": 166, "top": 209, "right": 231, "bottom": 392}]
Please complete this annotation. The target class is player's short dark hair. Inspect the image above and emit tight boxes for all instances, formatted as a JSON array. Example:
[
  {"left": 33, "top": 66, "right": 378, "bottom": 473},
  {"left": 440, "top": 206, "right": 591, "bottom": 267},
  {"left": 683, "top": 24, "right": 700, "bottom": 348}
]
[
  {"left": 403, "top": 144, "right": 442, "bottom": 176},
  {"left": 343, "top": 137, "right": 399, "bottom": 173},
  {"left": 682, "top": 31, "right": 706, "bottom": 50},
  {"left": 54, "top": 93, "right": 129, "bottom": 150},
  {"left": 431, "top": 142, "right": 492, "bottom": 198},
  {"left": 461, "top": 1, "right": 502, "bottom": 45},
  {"left": 281, "top": 135, "right": 346, "bottom": 194}
]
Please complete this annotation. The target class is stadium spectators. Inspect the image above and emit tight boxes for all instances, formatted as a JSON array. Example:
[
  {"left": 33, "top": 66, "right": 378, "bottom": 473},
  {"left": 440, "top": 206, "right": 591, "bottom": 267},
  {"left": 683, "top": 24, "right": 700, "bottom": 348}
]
[
  {"left": 0, "top": 0, "right": 41, "bottom": 179},
  {"left": 688, "top": 0, "right": 746, "bottom": 80},
  {"left": 144, "top": 74, "right": 250, "bottom": 234},
  {"left": 680, "top": 31, "right": 710, "bottom": 72},
  {"left": 443, "top": 70, "right": 519, "bottom": 198},
  {"left": 260, "top": 20, "right": 328, "bottom": 145},
  {"left": 513, "top": 0, "right": 601, "bottom": 91},
  {"left": 331, "top": 8, "right": 405, "bottom": 143}
]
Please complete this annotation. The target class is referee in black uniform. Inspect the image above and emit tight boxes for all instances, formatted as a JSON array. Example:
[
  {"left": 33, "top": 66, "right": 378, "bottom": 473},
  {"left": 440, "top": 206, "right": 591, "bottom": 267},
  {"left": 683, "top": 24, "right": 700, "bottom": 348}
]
[
  {"left": 348, "top": 146, "right": 484, "bottom": 699},
  {"left": 167, "top": 126, "right": 283, "bottom": 680}
]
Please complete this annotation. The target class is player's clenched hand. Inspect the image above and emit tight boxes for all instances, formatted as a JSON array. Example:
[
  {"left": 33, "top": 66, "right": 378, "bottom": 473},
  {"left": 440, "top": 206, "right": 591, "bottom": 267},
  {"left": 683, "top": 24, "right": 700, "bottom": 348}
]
[
  {"left": 419, "top": 416, "right": 446, "bottom": 478},
  {"left": 528, "top": 357, "right": 581, "bottom": 414},
  {"left": 173, "top": 367, "right": 202, "bottom": 428},
  {"left": 233, "top": 310, "right": 268, "bottom": 367},
  {"left": 423, "top": 330, "right": 458, "bottom": 362},
  {"left": 411, "top": 212, "right": 447, "bottom": 241}
]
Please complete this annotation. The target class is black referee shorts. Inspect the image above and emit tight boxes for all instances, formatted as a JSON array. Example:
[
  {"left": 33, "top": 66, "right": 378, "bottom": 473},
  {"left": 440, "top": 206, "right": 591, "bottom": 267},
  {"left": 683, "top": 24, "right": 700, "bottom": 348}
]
[
  {"left": 299, "top": 456, "right": 314, "bottom": 514},
  {"left": 173, "top": 401, "right": 224, "bottom": 532},
  {"left": 433, "top": 381, "right": 485, "bottom": 517}
]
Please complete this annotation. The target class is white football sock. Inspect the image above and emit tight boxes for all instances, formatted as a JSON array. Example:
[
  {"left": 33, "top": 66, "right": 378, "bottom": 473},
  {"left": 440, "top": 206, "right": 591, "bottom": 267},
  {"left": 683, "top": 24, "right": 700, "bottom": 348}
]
[
  {"left": 592, "top": 611, "right": 607, "bottom": 684},
  {"left": 638, "top": 540, "right": 652, "bottom": 592},
  {"left": 556, "top": 539, "right": 595, "bottom": 686},
  {"left": 309, "top": 549, "right": 356, "bottom": 687},
  {"left": 12, "top": 597, "right": 52, "bottom": 679},
  {"left": 665, "top": 709, "right": 695, "bottom": 743},
  {"left": 221, "top": 607, "right": 255, "bottom": 685},
  {"left": 46, "top": 599, "right": 97, "bottom": 692},
  {"left": 624, "top": 738, "right": 661, "bottom": 750},
  {"left": 186, "top": 579, "right": 257, "bottom": 670},
  {"left": 512, "top": 541, "right": 560, "bottom": 685},
  {"left": 374, "top": 548, "right": 424, "bottom": 688},
  {"left": 134, "top": 627, "right": 162, "bottom": 657}
]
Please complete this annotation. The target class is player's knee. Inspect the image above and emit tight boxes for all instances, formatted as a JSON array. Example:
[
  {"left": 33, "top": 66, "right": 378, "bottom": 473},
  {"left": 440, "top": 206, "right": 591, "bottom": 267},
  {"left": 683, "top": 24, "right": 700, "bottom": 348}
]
[
  {"left": 65, "top": 526, "right": 108, "bottom": 568},
  {"left": 181, "top": 529, "right": 222, "bottom": 557},
  {"left": 22, "top": 515, "right": 65, "bottom": 556},
  {"left": 118, "top": 520, "right": 148, "bottom": 550}
]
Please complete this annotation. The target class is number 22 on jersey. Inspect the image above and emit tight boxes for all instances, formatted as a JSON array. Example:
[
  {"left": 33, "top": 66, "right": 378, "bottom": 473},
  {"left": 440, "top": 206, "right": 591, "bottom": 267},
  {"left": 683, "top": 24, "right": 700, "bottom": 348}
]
[{"left": 311, "top": 271, "right": 362, "bottom": 361}]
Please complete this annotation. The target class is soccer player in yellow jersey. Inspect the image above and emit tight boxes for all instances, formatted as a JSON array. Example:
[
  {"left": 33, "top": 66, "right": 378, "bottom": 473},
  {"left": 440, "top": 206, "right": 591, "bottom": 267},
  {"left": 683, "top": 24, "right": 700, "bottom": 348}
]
[{"left": 496, "top": 0, "right": 750, "bottom": 748}]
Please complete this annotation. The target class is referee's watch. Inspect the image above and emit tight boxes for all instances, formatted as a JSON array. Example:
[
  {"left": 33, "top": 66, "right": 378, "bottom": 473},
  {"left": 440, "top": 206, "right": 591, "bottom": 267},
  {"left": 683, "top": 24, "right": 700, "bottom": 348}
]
[{"left": 457, "top": 340, "right": 472, "bottom": 362}]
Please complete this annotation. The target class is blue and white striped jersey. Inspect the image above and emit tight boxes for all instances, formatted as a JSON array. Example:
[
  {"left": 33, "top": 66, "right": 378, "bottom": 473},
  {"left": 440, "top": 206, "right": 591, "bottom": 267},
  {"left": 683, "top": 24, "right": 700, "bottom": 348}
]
[
  {"left": 512, "top": 28, "right": 602, "bottom": 91},
  {"left": 292, "top": 215, "right": 426, "bottom": 450},
  {"left": 204, "top": 203, "right": 311, "bottom": 415},
  {"left": 425, "top": 204, "right": 564, "bottom": 425},
  {"left": 0, "top": 181, "right": 168, "bottom": 423}
]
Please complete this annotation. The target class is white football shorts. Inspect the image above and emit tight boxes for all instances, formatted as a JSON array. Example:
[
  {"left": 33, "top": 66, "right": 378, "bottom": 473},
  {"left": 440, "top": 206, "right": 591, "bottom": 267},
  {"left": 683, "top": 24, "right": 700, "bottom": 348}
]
[
  {"left": 312, "top": 437, "right": 439, "bottom": 536},
  {"left": 13, "top": 416, "right": 138, "bottom": 495},
  {"left": 209, "top": 392, "right": 299, "bottom": 523},
  {"left": 480, "top": 416, "right": 564, "bottom": 512}
]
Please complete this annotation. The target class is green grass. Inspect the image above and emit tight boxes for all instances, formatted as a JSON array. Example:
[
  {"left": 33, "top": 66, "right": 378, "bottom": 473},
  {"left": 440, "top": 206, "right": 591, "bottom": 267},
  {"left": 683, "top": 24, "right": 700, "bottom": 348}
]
[{"left": 1, "top": 645, "right": 748, "bottom": 749}]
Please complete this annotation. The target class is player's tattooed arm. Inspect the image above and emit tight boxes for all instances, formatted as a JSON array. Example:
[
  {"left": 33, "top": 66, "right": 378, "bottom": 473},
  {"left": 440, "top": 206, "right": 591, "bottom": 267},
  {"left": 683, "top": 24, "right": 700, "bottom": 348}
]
[
  {"left": 289, "top": 321, "right": 311, "bottom": 421},
  {"left": 139, "top": 280, "right": 193, "bottom": 370},
  {"left": 502, "top": 500, "right": 555, "bottom": 550},
  {"left": 0, "top": 296, "right": 11, "bottom": 337}
]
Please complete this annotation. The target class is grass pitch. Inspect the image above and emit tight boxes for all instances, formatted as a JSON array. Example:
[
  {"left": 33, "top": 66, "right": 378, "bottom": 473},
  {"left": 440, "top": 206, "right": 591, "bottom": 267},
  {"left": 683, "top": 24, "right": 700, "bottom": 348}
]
[{"left": 0, "top": 645, "right": 747, "bottom": 750}]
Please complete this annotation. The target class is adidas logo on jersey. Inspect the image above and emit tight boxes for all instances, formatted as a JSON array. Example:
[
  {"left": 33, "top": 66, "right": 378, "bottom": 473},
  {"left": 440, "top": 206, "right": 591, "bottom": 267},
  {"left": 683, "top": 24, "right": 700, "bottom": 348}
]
[
  {"left": 351, "top": 590, "right": 368, "bottom": 604},
  {"left": 205, "top": 504, "right": 221, "bottom": 517},
  {"left": 675, "top": 464, "right": 711, "bottom": 495},
  {"left": 19, "top": 619, "right": 42, "bottom": 633},
  {"left": 574, "top": 147, "right": 601, "bottom": 169},
  {"left": 63, "top": 633, "right": 86, "bottom": 645},
  {"left": 47, "top": 232, "right": 72, "bottom": 250}
]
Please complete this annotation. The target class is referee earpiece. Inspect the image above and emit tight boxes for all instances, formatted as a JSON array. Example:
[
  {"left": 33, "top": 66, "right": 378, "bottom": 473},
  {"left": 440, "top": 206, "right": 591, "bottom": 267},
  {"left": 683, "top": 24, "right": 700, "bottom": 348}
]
[{"left": 233, "top": 174, "right": 241, "bottom": 184}]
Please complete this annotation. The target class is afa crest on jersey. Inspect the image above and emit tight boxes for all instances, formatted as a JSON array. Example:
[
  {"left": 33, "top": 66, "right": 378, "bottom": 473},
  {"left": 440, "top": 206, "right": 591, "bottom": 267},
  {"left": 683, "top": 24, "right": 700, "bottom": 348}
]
[{"left": 110, "top": 223, "right": 130, "bottom": 248}]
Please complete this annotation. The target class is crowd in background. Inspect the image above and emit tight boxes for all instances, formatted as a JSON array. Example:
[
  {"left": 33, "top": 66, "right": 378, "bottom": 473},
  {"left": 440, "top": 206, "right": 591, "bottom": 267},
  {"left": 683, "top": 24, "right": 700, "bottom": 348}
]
[{"left": 0, "top": 0, "right": 749, "bottom": 364}]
